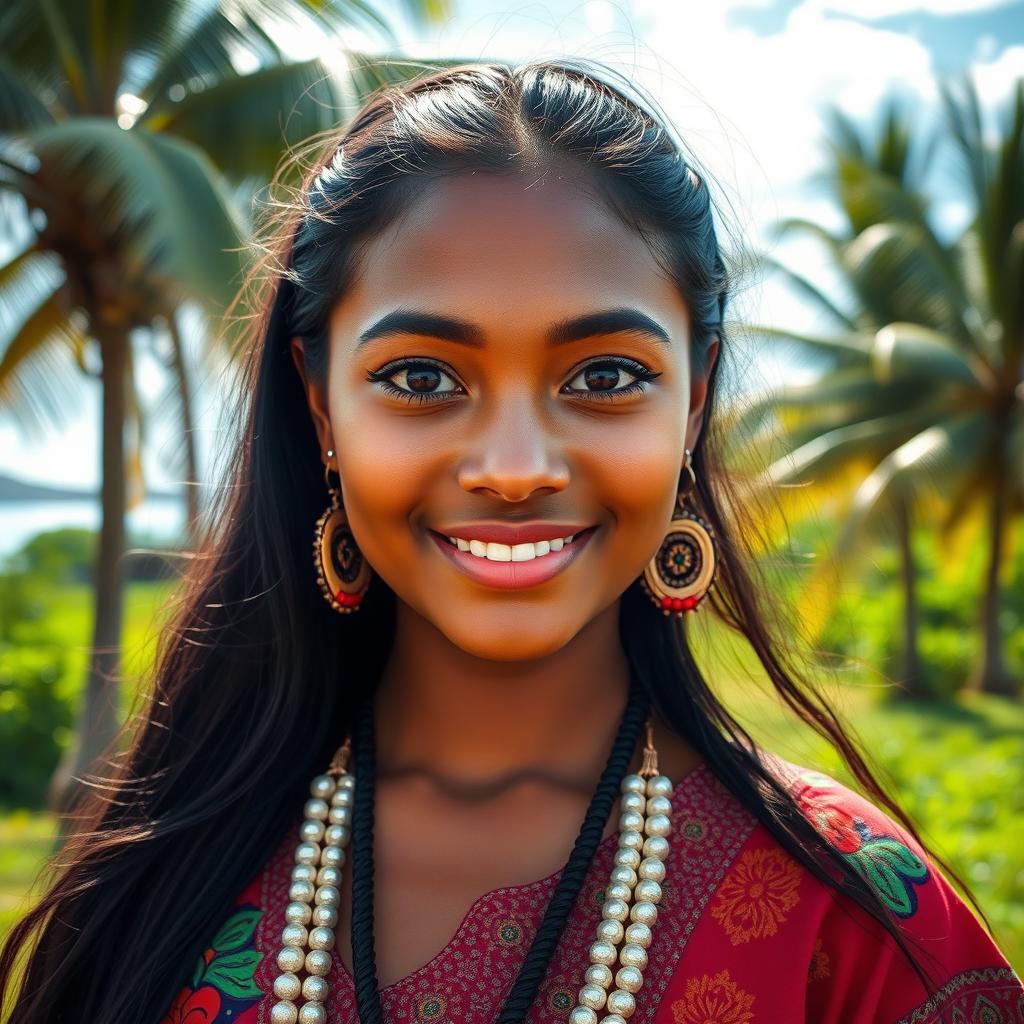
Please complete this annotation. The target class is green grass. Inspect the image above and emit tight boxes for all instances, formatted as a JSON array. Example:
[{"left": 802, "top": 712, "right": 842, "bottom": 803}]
[
  {"left": 691, "top": 613, "right": 1024, "bottom": 974},
  {"left": 0, "top": 811, "right": 58, "bottom": 943},
  {"left": 1, "top": 583, "right": 1021, "bottom": 980},
  {"left": 44, "top": 579, "right": 177, "bottom": 720}
]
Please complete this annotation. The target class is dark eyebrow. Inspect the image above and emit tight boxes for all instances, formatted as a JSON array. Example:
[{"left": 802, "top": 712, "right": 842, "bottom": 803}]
[{"left": 355, "top": 307, "right": 672, "bottom": 348}]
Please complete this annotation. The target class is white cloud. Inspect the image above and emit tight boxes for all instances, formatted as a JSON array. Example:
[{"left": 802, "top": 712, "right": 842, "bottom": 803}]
[
  {"left": 804, "top": 0, "right": 1021, "bottom": 16},
  {"left": 968, "top": 43, "right": 1024, "bottom": 114}
]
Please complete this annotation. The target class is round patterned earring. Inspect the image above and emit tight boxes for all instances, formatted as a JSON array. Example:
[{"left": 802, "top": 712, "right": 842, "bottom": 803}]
[
  {"left": 313, "top": 450, "right": 371, "bottom": 613},
  {"left": 640, "top": 448, "right": 718, "bottom": 617}
]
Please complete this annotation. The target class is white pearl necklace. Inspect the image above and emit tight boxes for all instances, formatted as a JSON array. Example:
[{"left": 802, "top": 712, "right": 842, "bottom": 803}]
[{"left": 269, "top": 731, "right": 672, "bottom": 1024}]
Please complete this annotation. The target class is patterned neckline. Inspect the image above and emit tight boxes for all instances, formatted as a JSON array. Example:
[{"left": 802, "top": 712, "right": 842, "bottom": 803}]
[{"left": 333, "top": 759, "right": 711, "bottom": 996}]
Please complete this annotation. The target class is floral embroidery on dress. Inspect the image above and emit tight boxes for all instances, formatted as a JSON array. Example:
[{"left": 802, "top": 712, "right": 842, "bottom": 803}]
[
  {"left": 160, "top": 905, "right": 265, "bottom": 1024},
  {"left": 790, "top": 775, "right": 930, "bottom": 919},
  {"left": 709, "top": 847, "right": 803, "bottom": 945},
  {"left": 807, "top": 937, "right": 830, "bottom": 982},
  {"left": 669, "top": 968, "right": 756, "bottom": 1023},
  {"left": 812, "top": 804, "right": 929, "bottom": 918}
]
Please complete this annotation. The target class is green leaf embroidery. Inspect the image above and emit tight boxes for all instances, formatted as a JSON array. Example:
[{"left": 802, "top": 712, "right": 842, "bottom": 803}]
[
  {"left": 210, "top": 908, "right": 263, "bottom": 954},
  {"left": 191, "top": 954, "right": 206, "bottom": 989},
  {"left": 846, "top": 835, "right": 930, "bottom": 918},
  {"left": 865, "top": 837, "right": 929, "bottom": 881},
  {"left": 205, "top": 949, "right": 264, "bottom": 1000},
  {"left": 856, "top": 852, "right": 914, "bottom": 915}
]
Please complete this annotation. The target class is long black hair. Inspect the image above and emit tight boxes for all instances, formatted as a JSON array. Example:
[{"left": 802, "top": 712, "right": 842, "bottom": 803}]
[{"left": 1, "top": 58, "right": 986, "bottom": 1022}]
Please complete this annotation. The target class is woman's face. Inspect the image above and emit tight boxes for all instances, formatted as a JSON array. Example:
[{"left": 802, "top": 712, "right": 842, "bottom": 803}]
[{"left": 294, "top": 169, "right": 717, "bottom": 661}]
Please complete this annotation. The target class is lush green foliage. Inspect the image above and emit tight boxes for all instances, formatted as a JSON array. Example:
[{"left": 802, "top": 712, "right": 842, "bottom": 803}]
[
  {"left": 818, "top": 528, "right": 1024, "bottom": 698},
  {"left": 0, "top": 553, "right": 173, "bottom": 808}
]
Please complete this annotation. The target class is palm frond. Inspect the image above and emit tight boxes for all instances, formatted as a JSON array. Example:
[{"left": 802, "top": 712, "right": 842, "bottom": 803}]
[
  {"left": 842, "top": 221, "right": 983, "bottom": 348},
  {"left": 739, "top": 323, "right": 874, "bottom": 363},
  {"left": 139, "top": 5, "right": 285, "bottom": 115},
  {"left": 0, "top": 244, "right": 64, "bottom": 335},
  {"left": 872, "top": 321, "right": 995, "bottom": 390},
  {"left": 0, "top": 0, "right": 91, "bottom": 112},
  {"left": 0, "top": 56, "right": 55, "bottom": 130},
  {"left": 143, "top": 59, "right": 347, "bottom": 182},
  {"left": 764, "top": 402, "right": 954, "bottom": 486},
  {"left": 27, "top": 119, "right": 246, "bottom": 314},
  {"left": 764, "top": 215, "right": 848, "bottom": 257},
  {"left": 0, "top": 285, "right": 87, "bottom": 434},
  {"left": 753, "top": 251, "right": 858, "bottom": 332},
  {"left": 793, "top": 413, "right": 991, "bottom": 638}
]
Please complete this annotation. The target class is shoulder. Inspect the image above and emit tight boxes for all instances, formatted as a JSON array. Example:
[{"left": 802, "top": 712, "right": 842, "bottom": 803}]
[
  {"left": 766, "top": 755, "right": 1022, "bottom": 1021},
  {"left": 658, "top": 754, "right": 1021, "bottom": 1024}
]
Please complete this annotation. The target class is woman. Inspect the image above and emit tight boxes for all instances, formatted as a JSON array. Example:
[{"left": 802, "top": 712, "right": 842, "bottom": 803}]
[{"left": 2, "top": 59, "right": 1020, "bottom": 1024}]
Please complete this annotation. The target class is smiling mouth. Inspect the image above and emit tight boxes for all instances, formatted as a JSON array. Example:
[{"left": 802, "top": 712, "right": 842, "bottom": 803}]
[
  {"left": 427, "top": 526, "right": 599, "bottom": 589},
  {"left": 433, "top": 527, "right": 598, "bottom": 561}
]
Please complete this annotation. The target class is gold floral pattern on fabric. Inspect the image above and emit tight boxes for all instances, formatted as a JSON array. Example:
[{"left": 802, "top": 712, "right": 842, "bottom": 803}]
[
  {"left": 807, "top": 937, "right": 831, "bottom": 982},
  {"left": 669, "top": 968, "right": 756, "bottom": 1023},
  {"left": 490, "top": 914, "right": 528, "bottom": 948},
  {"left": 414, "top": 992, "right": 446, "bottom": 1023},
  {"left": 710, "top": 847, "right": 803, "bottom": 945},
  {"left": 536, "top": 968, "right": 587, "bottom": 1021},
  {"left": 678, "top": 817, "right": 710, "bottom": 845}
]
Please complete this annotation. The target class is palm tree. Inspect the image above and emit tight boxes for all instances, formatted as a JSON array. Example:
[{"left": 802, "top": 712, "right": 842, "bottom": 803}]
[
  {"left": 740, "top": 75, "right": 1023, "bottom": 698},
  {"left": 0, "top": 0, "right": 455, "bottom": 817}
]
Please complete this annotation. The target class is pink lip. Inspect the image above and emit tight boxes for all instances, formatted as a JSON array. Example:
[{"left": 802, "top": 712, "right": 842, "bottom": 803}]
[{"left": 428, "top": 527, "right": 598, "bottom": 590}]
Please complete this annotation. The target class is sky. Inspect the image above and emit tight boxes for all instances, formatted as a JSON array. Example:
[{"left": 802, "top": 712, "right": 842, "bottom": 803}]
[{"left": 1, "top": 0, "right": 1022, "bottom": 509}]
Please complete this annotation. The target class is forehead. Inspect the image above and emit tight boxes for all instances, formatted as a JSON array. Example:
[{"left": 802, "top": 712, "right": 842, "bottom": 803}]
[{"left": 336, "top": 171, "right": 688, "bottom": 340}]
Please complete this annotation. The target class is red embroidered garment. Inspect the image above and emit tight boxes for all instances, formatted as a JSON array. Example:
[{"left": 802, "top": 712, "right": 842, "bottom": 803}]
[{"left": 162, "top": 758, "right": 1023, "bottom": 1023}]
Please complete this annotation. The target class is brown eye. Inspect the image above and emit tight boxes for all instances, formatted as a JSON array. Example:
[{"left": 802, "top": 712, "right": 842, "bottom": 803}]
[
  {"left": 365, "top": 359, "right": 465, "bottom": 404},
  {"left": 405, "top": 365, "right": 443, "bottom": 392},
  {"left": 563, "top": 358, "right": 660, "bottom": 400},
  {"left": 582, "top": 365, "right": 624, "bottom": 391}
]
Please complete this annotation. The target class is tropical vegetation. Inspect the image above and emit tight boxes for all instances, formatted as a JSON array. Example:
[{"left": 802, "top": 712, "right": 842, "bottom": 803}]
[{"left": 738, "top": 76, "right": 1024, "bottom": 698}]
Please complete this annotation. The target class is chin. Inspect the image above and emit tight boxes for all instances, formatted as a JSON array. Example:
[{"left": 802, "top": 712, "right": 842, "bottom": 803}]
[{"left": 436, "top": 613, "right": 581, "bottom": 663}]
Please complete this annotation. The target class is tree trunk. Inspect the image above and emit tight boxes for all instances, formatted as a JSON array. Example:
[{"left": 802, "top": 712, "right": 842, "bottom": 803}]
[
  {"left": 47, "top": 321, "right": 129, "bottom": 822},
  {"left": 968, "top": 461, "right": 1019, "bottom": 696},
  {"left": 894, "top": 494, "right": 926, "bottom": 699},
  {"left": 167, "top": 312, "right": 201, "bottom": 539}
]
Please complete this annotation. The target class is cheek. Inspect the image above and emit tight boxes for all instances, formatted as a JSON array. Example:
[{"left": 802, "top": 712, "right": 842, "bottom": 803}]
[
  {"left": 583, "top": 419, "right": 683, "bottom": 566},
  {"left": 325, "top": 384, "right": 451, "bottom": 576}
]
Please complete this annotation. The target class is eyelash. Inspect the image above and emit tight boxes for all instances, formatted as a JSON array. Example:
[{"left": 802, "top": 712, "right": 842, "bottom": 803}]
[{"left": 364, "top": 357, "right": 662, "bottom": 406}]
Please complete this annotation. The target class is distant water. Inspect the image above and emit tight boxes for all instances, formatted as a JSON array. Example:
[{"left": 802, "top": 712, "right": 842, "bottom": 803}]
[{"left": 0, "top": 499, "right": 186, "bottom": 557}]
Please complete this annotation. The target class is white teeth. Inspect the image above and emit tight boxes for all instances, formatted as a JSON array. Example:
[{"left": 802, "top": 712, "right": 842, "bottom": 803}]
[{"left": 446, "top": 531, "right": 587, "bottom": 561}]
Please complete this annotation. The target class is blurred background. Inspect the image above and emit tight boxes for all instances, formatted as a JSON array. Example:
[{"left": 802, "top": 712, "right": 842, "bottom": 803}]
[{"left": 1, "top": 0, "right": 1021, "bottom": 975}]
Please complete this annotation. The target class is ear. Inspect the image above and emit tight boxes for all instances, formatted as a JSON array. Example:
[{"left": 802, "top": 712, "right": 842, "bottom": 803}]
[
  {"left": 686, "top": 335, "right": 720, "bottom": 449},
  {"left": 290, "top": 337, "right": 335, "bottom": 459}
]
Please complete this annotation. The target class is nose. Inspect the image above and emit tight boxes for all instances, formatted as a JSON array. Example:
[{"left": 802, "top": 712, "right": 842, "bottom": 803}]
[{"left": 456, "top": 392, "right": 570, "bottom": 502}]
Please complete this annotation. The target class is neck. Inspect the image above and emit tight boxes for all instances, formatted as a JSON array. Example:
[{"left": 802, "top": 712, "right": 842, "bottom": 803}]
[{"left": 370, "top": 599, "right": 634, "bottom": 801}]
